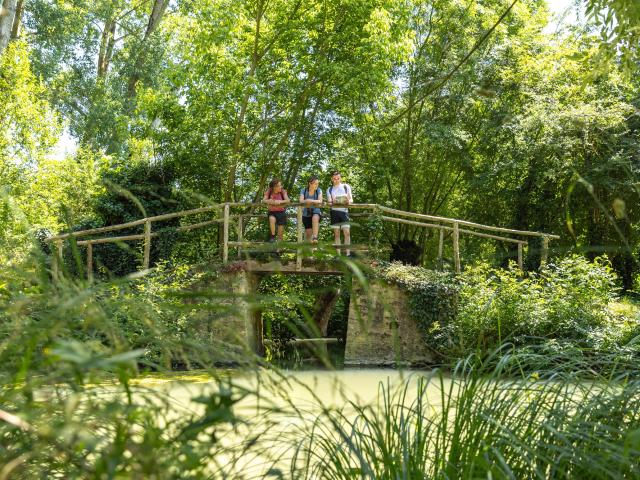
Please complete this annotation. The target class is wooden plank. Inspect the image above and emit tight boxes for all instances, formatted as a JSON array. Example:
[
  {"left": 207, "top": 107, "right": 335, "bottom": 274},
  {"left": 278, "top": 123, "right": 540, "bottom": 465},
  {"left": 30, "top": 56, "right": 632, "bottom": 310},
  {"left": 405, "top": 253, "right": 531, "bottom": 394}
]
[
  {"left": 48, "top": 218, "right": 147, "bottom": 241},
  {"left": 438, "top": 228, "right": 444, "bottom": 266},
  {"left": 381, "top": 215, "right": 445, "bottom": 231},
  {"left": 226, "top": 241, "right": 369, "bottom": 251},
  {"left": 86, "top": 243, "right": 93, "bottom": 282},
  {"left": 453, "top": 222, "right": 461, "bottom": 273},
  {"left": 143, "top": 220, "right": 151, "bottom": 269},
  {"left": 177, "top": 219, "right": 222, "bottom": 232},
  {"left": 244, "top": 260, "right": 343, "bottom": 275},
  {"left": 225, "top": 202, "right": 378, "bottom": 209},
  {"left": 223, "top": 203, "right": 230, "bottom": 264},
  {"left": 289, "top": 338, "right": 339, "bottom": 345},
  {"left": 66, "top": 220, "right": 221, "bottom": 246},
  {"left": 77, "top": 234, "right": 145, "bottom": 246},
  {"left": 145, "top": 204, "right": 221, "bottom": 223},
  {"left": 378, "top": 206, "right": 559, "bottom": 239}
]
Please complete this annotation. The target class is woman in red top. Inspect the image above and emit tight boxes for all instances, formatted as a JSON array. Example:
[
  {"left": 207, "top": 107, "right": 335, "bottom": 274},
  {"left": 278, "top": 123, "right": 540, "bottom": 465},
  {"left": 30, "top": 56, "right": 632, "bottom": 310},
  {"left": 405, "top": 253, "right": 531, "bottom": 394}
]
[{"left": 262, "top": 178, "right": 290, "bottom": 241}]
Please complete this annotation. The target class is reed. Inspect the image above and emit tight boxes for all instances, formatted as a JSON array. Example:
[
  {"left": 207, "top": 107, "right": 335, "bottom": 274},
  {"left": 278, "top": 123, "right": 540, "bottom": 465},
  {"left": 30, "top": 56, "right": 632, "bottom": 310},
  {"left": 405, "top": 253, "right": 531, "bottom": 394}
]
[{"left": 292, "top": 346, "right": 640, "bottom": 479}]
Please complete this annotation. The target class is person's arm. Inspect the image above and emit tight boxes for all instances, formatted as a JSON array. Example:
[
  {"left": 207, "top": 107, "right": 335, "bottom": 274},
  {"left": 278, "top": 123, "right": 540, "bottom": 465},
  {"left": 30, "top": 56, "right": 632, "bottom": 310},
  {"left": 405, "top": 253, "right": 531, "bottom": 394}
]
[
  {"left": 263, "top": 190, "right": 275, "bottom": 205},
  {"left": 281, "top": 190, "right": 290, "bottom": 203},
  {"left": 326, "top": 188, "right": 332, "bottom": 205},
  {"left": 346, "top": 185, "right": 353, "bottom": 205},
  {"left": 316, "top": 191, "right": 323, "bottom": 205}
]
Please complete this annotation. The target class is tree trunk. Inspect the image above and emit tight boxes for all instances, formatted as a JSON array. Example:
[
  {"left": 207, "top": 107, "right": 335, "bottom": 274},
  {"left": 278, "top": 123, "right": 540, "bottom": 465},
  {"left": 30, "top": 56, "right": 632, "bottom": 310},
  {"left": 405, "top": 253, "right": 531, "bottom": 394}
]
[
  {"left": 127, "top": 0, "right": 170, "bottom": 96},
  {"left": 98, "top": 18, "right": 116, "bottom": 77},
  {"left": 0, "top": 0, "right": 18, "bottom": 55},
  {"left": 225, "top": 1, "right": 264, "bottom": 202},
  {"left": 312, "top": 289, "right": 340, "bottom": 336},
  {"left": 9, "top": 0, "right": 21, "bottom": 39}
]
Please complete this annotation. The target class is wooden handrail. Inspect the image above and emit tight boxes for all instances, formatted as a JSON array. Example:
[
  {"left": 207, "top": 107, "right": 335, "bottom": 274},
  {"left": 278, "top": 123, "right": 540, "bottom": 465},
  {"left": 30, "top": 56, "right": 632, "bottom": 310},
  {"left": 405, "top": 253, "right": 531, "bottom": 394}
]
[
  {"left": 47, "top": 201, "right": 559, "bottom": 278},
  {"left": 46, "top": 204, "right": 223, "bottom": 241},
  {"left": 377, "top": 205, "right": 559, "bottom": 240},
  {"left": 380, "top": 216, "right": 528, "bottom": 244}
]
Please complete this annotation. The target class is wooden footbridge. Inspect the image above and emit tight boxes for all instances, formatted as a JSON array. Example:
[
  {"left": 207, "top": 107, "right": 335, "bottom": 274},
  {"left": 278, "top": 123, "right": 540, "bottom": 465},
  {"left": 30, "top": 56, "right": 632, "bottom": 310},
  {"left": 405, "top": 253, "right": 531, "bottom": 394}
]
[{"left": 45, "top": 203, "right": 559, "bottom": 278}]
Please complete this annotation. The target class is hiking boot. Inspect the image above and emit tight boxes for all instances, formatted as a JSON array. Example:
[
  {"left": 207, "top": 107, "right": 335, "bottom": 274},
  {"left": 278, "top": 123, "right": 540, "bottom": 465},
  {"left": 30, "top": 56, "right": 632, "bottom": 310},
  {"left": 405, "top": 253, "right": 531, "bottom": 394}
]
[
  {"left": 311, "top": 236, "right": 318, "bottom": 244},
  {"left": 268, "top": 235, "right": 276, "bottom": 243}
]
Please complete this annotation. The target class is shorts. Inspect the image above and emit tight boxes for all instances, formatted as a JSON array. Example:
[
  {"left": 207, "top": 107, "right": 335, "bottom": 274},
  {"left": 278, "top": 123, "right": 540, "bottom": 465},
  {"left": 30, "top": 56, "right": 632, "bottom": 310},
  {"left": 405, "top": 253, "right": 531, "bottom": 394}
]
[
  {"left": 330, "top": 210, "right": 350, "bottom": 229},
  {"left": 302, "top": 213, "right": 321, "bottom": 230},
  {"left": 269, "top": 211, "right": 287, "bottom": 226}
]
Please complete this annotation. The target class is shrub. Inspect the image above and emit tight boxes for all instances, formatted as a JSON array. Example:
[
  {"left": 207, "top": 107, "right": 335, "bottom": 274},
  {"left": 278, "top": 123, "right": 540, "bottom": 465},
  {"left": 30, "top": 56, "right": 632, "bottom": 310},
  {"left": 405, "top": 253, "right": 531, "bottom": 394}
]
[
  {"left": 373, "top": 261, "right": 459, "bottom": 340},
  {"left": 434, "top": 255, "right": 639, "bottom": 361}
]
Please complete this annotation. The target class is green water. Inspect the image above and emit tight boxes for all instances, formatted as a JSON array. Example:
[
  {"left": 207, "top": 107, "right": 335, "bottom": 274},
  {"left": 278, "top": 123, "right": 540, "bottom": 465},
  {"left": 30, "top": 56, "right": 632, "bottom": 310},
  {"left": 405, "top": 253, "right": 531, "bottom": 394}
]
[{"left": 130, "top": 368, "right": 449, "bottom": 476}]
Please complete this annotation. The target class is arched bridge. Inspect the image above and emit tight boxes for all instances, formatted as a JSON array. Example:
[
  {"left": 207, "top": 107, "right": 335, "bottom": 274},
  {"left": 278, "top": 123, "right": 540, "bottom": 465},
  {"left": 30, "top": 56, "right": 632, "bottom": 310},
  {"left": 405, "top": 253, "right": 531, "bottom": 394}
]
[{"left": 45, "top": 204, "right": 561, "bottom": 365}]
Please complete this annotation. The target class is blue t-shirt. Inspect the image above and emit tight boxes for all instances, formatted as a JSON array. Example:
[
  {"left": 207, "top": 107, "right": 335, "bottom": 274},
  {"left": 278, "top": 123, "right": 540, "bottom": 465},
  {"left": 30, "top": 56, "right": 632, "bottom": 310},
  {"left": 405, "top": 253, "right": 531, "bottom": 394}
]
[{"left": 300, "top": 187, "right": 322, "bottom": 217}]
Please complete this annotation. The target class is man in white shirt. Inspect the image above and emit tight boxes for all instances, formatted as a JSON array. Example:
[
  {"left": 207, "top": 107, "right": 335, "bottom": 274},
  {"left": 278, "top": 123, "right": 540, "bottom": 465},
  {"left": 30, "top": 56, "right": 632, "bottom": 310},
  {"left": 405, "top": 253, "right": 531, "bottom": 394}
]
[{"left": 326, "top": 170, "right": 353, "bottom": 256}]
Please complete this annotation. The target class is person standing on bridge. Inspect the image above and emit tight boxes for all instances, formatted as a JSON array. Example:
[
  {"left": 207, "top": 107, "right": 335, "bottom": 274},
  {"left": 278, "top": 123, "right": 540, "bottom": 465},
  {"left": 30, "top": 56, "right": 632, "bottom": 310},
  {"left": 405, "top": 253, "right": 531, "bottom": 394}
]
[
  {"left": 327, "top": 170, "right": 353, "bottom": 256},
  {"left": 300, "top": 175, "right": 323, "bottom": 244},
  {"left": 263, "top": 178, "right": 290, "bottom": 242}
]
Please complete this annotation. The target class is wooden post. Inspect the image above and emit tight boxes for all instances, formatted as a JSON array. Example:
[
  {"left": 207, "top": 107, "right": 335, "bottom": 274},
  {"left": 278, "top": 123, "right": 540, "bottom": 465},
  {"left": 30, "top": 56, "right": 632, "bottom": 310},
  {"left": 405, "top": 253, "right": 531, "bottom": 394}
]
[
  {"left": 223, "top": 203, "right": 230, "bottom": 264},
  {"left": 237, "top": 215, "right": 243, "bottom": 260},
  {"left": 437, "top": 228, "right": 444, "bottom": 268},
  {"left": 52, "top": 240, "right": 63, "bottom": 279},
  {"left": 540, "top": 236, "right": 549, "bottom": 266},
  {"left": 296, "top": 205, "right": 303, "bottom": 271},
  {"left": 517, "top": 243, "right": 523, "bottom": 270},
  {"left": 453, "top": 222, "right": 461, "bottom": 273},
  {"left": 143, "top": 219, "right": 151, "bottom": 269},
  {"left": 87, "top": 243, "right": 93, "bottom": 282}
]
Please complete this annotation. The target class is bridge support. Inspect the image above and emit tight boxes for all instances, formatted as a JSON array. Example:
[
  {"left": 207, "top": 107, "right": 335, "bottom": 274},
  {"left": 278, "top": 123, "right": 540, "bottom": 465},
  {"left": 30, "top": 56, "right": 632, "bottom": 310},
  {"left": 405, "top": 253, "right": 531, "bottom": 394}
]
[
  {"left": 213, "top": 269, "right": 263, "bottom": 357},
  {"left": 344, "top": 280, "right": 433, "bottom": 367}
]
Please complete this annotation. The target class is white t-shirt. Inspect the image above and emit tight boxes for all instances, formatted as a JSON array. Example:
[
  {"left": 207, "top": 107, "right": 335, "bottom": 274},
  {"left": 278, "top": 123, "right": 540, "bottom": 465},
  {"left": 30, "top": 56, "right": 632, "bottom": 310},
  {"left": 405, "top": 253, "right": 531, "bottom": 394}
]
[{"left": 326, "top": 183, "right": 352, "bottom": 213}]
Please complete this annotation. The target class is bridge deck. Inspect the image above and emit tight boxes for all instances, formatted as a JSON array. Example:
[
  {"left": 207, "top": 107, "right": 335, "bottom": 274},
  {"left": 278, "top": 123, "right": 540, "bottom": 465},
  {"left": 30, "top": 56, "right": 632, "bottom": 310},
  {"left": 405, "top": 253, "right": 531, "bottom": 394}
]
[{"left": 239, "top": 259, "right": 345, "bottom": 275}]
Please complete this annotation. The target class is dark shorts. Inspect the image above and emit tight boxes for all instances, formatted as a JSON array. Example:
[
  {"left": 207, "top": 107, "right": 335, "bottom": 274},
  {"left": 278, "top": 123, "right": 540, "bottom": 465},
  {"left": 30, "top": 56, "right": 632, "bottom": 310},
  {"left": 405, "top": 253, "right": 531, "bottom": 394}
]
[
  {"left": 302, "top": 213, "right": 321, "bottom": 230},
  {"left": 330, "top": 210, "right": 350, "bottom": 229},
  {"left": 269, "top": 211, "right": 287, "bottom": 226}
]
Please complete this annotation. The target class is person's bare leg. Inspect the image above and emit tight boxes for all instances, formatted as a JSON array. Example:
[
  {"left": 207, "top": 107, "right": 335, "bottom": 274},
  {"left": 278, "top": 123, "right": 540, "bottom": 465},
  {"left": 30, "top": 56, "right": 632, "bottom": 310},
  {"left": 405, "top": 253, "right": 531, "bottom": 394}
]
[
  {"left": 312, "top": 215, "right": 320, "bottom": 241},
  {"left": 343, "top": 227, "right": 351, "bottom": 256},
  {"left": 305, "top": 228, "right": 312, "bottom": 241},
  {"left": 333, "top": 228, "right": 341, "bottom": 255},
  {"left": 269, "top": 216, "right": 276, "bottom": 237}
]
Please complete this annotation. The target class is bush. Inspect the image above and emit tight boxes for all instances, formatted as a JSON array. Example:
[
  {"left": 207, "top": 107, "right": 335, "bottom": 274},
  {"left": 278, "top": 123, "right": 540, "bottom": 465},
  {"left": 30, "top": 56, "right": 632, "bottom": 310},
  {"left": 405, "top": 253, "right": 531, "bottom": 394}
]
[
  {"left": 373, "top": 261, "right": 459, "bottom": 339},
  {"left": 434, "top": 255, "right": 640, "bottom": 362}
]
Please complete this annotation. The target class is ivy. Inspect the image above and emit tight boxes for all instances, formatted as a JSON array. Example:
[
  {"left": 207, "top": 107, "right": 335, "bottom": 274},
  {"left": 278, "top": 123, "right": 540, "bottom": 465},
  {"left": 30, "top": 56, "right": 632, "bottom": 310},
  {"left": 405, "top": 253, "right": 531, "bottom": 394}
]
[{"left": 372, "top": 262, "right": 459, "bottom": 343}]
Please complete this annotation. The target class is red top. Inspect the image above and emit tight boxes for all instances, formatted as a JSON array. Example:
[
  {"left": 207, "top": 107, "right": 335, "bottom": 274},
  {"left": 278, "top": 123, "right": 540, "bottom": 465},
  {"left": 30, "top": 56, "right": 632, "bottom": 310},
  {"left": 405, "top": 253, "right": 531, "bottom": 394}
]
[{"left": 266, "top": 189, "right": 287, "bottom": 212}]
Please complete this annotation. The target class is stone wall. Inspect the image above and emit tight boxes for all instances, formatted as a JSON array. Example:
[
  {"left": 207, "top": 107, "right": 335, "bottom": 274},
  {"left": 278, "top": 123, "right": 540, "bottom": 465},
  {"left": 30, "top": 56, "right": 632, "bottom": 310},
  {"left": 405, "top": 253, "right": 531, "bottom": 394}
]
[
  {"left": 344, "top": 280, "right": 432, "bottom": 367},
  {"left": 207, "top": 269, "right": 263, "bottom": 358}
]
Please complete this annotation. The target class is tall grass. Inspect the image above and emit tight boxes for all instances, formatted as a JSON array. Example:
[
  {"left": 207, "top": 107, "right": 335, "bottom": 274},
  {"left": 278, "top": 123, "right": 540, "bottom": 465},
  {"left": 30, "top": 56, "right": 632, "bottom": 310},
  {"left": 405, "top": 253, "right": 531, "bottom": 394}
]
[
  {"left": 2, "top": 248, "right": 640, "bottom": 478},
  {"left": 292, "top": 347, "right": 640, "bottom": 479}
]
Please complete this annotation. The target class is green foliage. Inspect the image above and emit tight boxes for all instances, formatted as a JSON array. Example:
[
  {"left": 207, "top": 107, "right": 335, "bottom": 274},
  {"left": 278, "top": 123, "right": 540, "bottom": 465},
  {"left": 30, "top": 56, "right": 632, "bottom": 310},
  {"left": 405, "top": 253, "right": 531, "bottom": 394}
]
[
  {"left": 258, "top": 274, "right": 348, "bottom": 362},
  {"left": 0, "top": 262, "right": 269, "bottom": 477},
  {"left": 586, "top": 0, "right": 640, "bottom": 73},
  {"left": 373, "top": 261, "right": 458, "bottom": 339},
  {"left": 434, "top": 255, "right": 640, "bottom": 362}
]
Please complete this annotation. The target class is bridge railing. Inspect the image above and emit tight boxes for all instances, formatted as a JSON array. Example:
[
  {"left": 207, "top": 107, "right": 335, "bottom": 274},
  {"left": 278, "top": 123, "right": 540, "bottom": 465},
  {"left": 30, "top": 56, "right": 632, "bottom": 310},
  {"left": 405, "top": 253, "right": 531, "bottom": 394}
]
[{"left": 45, "top": 202, "right": 559, "bottom": 278}]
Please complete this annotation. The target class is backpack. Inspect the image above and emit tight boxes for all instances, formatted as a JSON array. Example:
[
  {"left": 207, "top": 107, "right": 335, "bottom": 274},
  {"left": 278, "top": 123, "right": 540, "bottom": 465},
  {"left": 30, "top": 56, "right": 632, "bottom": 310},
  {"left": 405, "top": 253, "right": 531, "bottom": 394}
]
[{"left": 303, "top": 187, "right": 320, "bottom": 216}]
